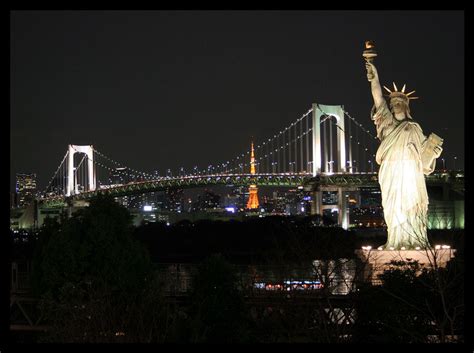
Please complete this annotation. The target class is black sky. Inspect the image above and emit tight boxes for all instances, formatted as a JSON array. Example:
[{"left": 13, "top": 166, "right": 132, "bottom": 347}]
[{"left": 10, "top": 10, "right": 465, "bottom": 191}]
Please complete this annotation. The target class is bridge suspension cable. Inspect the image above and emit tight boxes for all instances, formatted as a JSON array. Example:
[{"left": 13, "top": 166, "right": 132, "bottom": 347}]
[
  {"left": 347, "top": 110, "right": 376, "bottom": 173},
  {"left": 91, "top": 147, "right": 155, "bottom": 179},
  {"left": 43, "top": 150, "right": 69, "bottom": 196},
  {"left": 252, "top": 108, "right": 314, "bottom": 174}
]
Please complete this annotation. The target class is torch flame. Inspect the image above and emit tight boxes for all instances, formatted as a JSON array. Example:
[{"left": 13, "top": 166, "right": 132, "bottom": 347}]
[{"left": 365, "top": 41, "right": 375, "bottom": 49}]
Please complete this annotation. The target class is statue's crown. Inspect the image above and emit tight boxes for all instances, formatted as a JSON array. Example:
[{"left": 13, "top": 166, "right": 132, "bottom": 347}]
[{"left": 383, "top": 82, "right": 419, "bottom": 102}]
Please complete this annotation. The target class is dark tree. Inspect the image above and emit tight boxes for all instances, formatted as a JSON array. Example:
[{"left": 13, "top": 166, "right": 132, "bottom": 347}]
[
  {"left": 353, "top": 258, "right": 464, "bottom": 343},
  {"left": 30, "top": 195, "right": 173, "bottom": 342},
  {"left": 187, "top": 254, "right": 251, "bottom": 343}
]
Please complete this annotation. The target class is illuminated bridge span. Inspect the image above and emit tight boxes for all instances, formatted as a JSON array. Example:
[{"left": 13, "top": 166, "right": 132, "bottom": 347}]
[
  {"left": 40, "top": 172, "right": 385, "bottom": 207},
  {"left": 40, "top": 103, "right": 380, "bottom": 200}
]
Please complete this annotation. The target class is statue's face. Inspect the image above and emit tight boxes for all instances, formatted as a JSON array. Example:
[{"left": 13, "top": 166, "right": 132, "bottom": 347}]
[{"left": 390, "top": 98, "right": 408, "bottom": 119}]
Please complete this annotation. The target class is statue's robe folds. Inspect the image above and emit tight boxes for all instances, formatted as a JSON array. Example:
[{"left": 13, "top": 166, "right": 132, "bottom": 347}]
[{"left": 372, "top": 101, "right": 435, "bottom": 249}]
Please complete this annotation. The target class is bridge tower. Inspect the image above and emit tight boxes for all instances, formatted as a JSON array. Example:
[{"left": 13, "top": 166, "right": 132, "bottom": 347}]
[
  {"left": 66, "top": 144, "right": 96, "bottom": 196},
  {"left": 246, "top": 141, "right": 259, "bottom": 209},
  {"left": 312, "top": 103, "right": 347, "bottom": 176},
  {"left": 310, "top": 104, "right": 349, "bottom": 228}
]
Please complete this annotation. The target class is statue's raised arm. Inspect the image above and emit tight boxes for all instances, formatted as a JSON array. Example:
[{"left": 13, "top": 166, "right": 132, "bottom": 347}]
[
  {"left": 366, "top": 62, "right": 385, "bottom": 109},
  {"left": 363, "top": 40, "right": 384, "bottom": 109}
]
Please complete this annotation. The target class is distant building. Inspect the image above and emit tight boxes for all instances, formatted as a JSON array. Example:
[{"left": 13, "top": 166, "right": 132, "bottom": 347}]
[
  {"left": 322, "top": 191, "right": 338, "bottom": 205},
  {"left": 223, "top": 193, "right": 240, "bottom": 209},
  {"left": 166, "top": 188, "right": 184, "bottom": 212},
  {"left": 349, "top": 206, "right": 385, "bottom": 228},
  {"left": 16, "top": 173, "right": 37, "bottom": 207},
  {"left": 231, "top": 186, "right": 249, "bottom": 210},
  {"left": 281, "top": 189, "right": 305, "bottom": 215},
  {"left": 272, "top": 191, "right": 287, "bottom": 214},
  {"left": 114, "top": 195, "right": 130, "bottom": 208},
  {"left": 359, "top": 187, "right": 382, "bottom": 207},
  {"left": 426, "top": 180, "right": 464, "bottom": 230},
  {"left": 192, "top": 189, "right": 220, "bottom": 211}
]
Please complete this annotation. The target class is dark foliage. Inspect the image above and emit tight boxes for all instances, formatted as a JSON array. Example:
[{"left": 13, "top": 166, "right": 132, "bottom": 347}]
[
  {"left": 185, "top": 254, "right": 252, "bottom": 343},
  {"left": 353, "top": 257, "right": 464, "bottom": 343},
  {"left": 133, "top": 215, "right": 357, "bottom": 264},
  {"left": 30, "top": 195, "right": 167, "bottom": 342}
]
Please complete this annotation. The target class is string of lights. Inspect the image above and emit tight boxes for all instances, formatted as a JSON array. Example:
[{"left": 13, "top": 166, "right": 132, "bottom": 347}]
[
  {"left": 343, "top": 109, "right": 377, "bottom": 140},
  {"left": 92, "top": 147, "right": 155, "bottom": 179},
  {"left": 343, "top": 110, "right": 377, "bottom": 172}
]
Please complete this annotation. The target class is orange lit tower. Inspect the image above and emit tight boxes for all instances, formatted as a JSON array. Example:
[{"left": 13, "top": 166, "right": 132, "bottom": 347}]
[{"left": 246, "top": 141, "right": 260, "bottom": 209}]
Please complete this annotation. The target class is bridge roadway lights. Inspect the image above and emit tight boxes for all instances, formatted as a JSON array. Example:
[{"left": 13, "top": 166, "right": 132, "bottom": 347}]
[{"left": 64, "top": 174, "right": 309, "bottom": 200}]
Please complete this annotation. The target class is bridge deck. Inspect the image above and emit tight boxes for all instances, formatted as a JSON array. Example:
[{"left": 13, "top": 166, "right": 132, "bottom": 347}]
[{"left": 38, "top": 171, "right": 463, "bottom": 208}]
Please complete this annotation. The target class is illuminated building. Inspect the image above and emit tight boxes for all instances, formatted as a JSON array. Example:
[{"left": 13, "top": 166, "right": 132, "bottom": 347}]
[
  {"left": 246, "top": 142, "right": 259, "bottom": 209},
  {"left": 322, "top": 191, "right": 338, "bottom": 205},
  {"left": 223, "top": 193, "right": 240, "bottom": 209},
  {"left": 350, "top": 206, "right": 386, "bottom": 228},
  {"left": 191, "top": 189, "right": 220, "bottom": 211},
  {"left": 359, "top": 186, "right": 382, "bottom": 207},
  {"left": 271, "top": 191, "right": 288, "bottom": 214},
  {"left": 16, "top": 173, "right": 37, "bottom": 207},
  {"left": 227, "top": 185, "right": 249, "bottom": 210},
  {"left": 166, "top": 188, "right": 184, "bottom": 212}
]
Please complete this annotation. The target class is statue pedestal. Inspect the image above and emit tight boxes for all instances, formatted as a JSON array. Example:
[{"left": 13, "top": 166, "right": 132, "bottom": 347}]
[{"left": 355, "top": 248, "right": 456, "bottom": 285}]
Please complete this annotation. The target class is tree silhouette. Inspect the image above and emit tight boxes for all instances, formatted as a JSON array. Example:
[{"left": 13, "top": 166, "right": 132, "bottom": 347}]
[
  {"left": 187, "top": 253, "right": 251, "bottom": 343},
  {"left": 31, "top": 195, "right": 170, "bottom": 342}
]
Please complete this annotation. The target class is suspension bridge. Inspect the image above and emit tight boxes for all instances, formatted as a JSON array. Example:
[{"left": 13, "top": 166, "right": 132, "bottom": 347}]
[{"left": 40, "top": 103, "right": 379, "bottom": 203}]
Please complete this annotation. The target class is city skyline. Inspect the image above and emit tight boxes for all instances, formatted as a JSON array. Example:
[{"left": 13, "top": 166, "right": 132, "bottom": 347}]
[{"left": 10, "top": 11, "right": 465, "bottom": 192}]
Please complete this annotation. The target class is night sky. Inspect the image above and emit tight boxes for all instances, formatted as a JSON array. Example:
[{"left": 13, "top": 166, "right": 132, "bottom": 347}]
[{"left": 10, "top": 11, "right": 464, "bottom": 192}]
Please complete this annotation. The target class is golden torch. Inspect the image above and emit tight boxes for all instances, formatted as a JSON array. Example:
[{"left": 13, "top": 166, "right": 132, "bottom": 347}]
[
  {"left": 363, "top": 40, "right": 377, "bottom": 63},
  {"left": 363, "top": 40, "right": 377, "bottom": 81}
]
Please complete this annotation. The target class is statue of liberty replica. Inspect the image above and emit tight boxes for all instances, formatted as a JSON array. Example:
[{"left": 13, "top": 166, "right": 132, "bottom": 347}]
[{"left": 363, "top": 41, "right": 443, "bottom": 250}]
